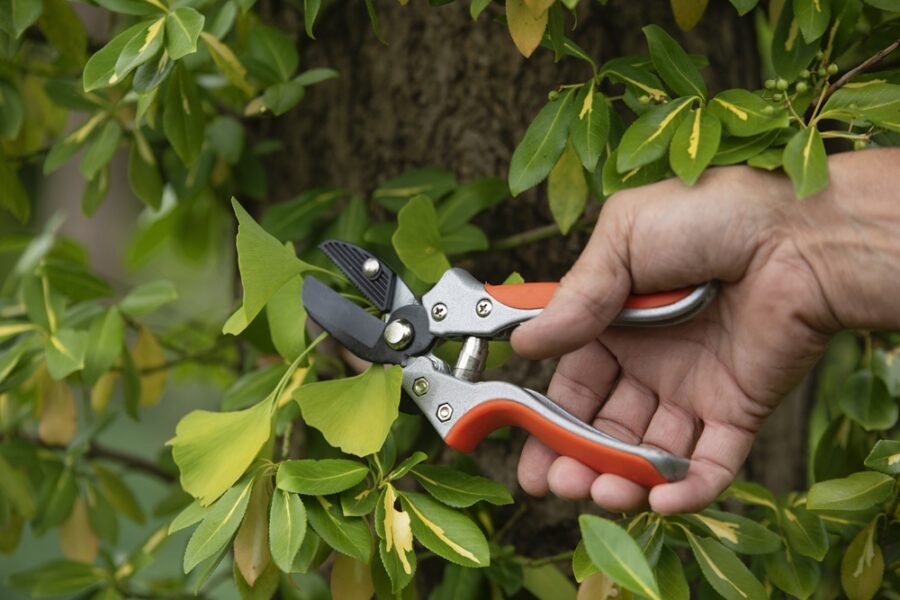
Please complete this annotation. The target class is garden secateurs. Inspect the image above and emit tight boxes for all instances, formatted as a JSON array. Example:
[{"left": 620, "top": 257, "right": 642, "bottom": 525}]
[{"left": 302, "top": 240, "right": 716, "bottom": 486}]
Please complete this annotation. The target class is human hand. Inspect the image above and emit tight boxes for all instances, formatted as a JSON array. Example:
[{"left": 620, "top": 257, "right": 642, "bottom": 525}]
[{"left": 511, "top": 149, "right": 900, "bottom": 514}]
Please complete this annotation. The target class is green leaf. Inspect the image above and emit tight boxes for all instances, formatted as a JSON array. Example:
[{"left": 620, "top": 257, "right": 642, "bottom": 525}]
[
  {"left": 547, "top": 141, "right": 587, "bottom": 235},
  {"left": 410, "top": 465, "right": 513, "bottom": 508},
  {"left": 508, "top": 88, "right": 576, "bottom": 195},
  {"left": 839, "top": 371, "right": 898, "bottom": 431},
  {"left": 82, "top": 308, "right": 123, "bottom": 386},
  {"left": 295, "top": 365, "right": 402, "bottom": 457},
  {"left": 374, "top": 167, "right": 456, "bottom": 212},
  {"left": 226, "top": 199, "right": 307, "bottom": 334},
  {"left": 522, "top": 564, "right": 576, "bottom": 600},
  {"left": 570, "top": 84, "right": 610, "bottom": 171},
  {"left": 571, "top": 540, "right": 597, "bottom": 583},
  {"left": 682, "top": 509, "right": 781, "bottom": 554},
  {"left": 165, "top": 7, "right": 204, "bottom": 60},
  {"left": 183, "top": 479, "right": 254, "bottom": 572},
  {"left": 83, "top": 22, "right": 147, "bottom": 91},
  {"left": 643, "top": 24, "right": 707, "bottom": 100},
  {"left": 0, "top": 81, "right": 23, "bottom": 140},
  {"left": 794, "top": 0, "right": 831, "bottom": 43},
  {"left": 783, "top": 127, "right": 828, "bottom": 199},
  {"left": 260, "top": 188, "right": 343, "bottom": 242},
  {"left": 441, "top": 224, "right": 489, "bottom": 255},
  {"left": 82, "top": 166, "right": 110, "bottom": 217},
  {"left": 771, "top": 1, "right": 820, "bottom": 81},
  {"left": 201, "top": 32, "right": 254, "bottom": 96},
  {"left": 80, "top": 120, "right": 121, "bottom": 180},
  {"left": 780, "top": 505, "right": 828, "bottom": 560},
  {"left": 763, "top": 547, "right": 820, "bottom": 599},
  {"left": 711, "top": 130, "right": 780, "bottom": 165},
  {"left": 305, "top": 495, "right": 372, "bottom": 563},
  {"left": 266, "top": 275, "right": 306, "bottom": 361},
  {"left": 707, "top": 89, "right": 789, "bottom": 137},
  {"left": 94, "top": 463, "right": 144, "bottom": 524},
  {"left": 729, "top": 0, "right": 759, "bottom": 14},
  {"left": 163, "top": 63, "right": 205, "bottom": 165},
  {"left": 391, "top": 195, "right": 450, "bottom": 284},
  {"left": 872, "top": 348, "right": 900, "bottom": 397},
  {"left": 7, "top": 560, "right": 106, "bottom": 597},
  {"left": 268, "top": 490, "right": 306, "bottom": 572},
  {"left": 167, "top": 399, "right": 271, "bottom": 506},
  {"left": 169, "top": 500, "right": 209, "bottom": 534},
  {"left": 304, "top": 0, "right": 320, "bottom": 38},
  {"left": 114, "top": 18, "right": 165, "bottom": 81},
  {"left": 863, "top": 0, "right": 899, "bottom": 9},
  {"left": 617, "top": 96, "right": 694, "bottom": 171},
  {"left": 671, "top": 0, "right": 709, "bottom": 31},
  {"left": 276, "top": 459, "right": 369, "bottom": 495},
  {"left": 222, "top": 364, "right": 286, "bottom": 411},
  {"left": 0, "top": 0, "right": 42, "bottom": 38},
  {"left": 436, "top": 177, "right": 509, "bottom": 233},
  {"left": 655, "top": 546, "right": 689, "bottom": 600},
  {"left": 0, "top": 158, "right": 29, "bottom": 223},
  {"left": 247, "top": 25, "right": 298, "bottom": 83},
  {"left": 685, "top": 530, "right": 767, "bottom": 600},
  {"left": 387, "top": 452, "right": 428, "bottom": 481},
  {"left": 669, "top": 107, "right": 721, "bottom": 185},
  {"left": 807, "top": 471, "right": 894, "bottom": 511},
  {"left": 38, "top": 0, "right": 86, "bottom": 67},
  {"left": 579, "top": 515, "right": 660, "bottom": 600},
  {"left": 45, "top": 329, "right": 88, "bottom": 379},
  {"left": 822, "top": 82, "right": 900, "bottom": 130},
  {"left": 602, "top": 149, "right": 668, "bottom": 195},
  {"left": 841, "top": 518, "right": 884, "bottom": 600},
  {"left": 294, "top": 67, "right": 339, "bottom": 87},
  {"left": 34, "top": 464, "right": 76, "bottom": 534},
  {"left": 399, "top": 491, "right": 489, "bottom": 568},
  {"left": 128, "top": 132, "right": 163, "bottom": 209},
  {"left": 864, "top": 439, "right": 900, "bottom": 475},
  {"left": 262, "top": 80, "right": 305, "bottom": 116},
  {"left": 94, "top": 0, "right": 161, "bottom": 15},
  {"left": 375, "top": 485, "right": 416, "bottom": 593},
  {"left": 0, "top": 455, "right": 35, "bottom": 518},
  {"left": 747, "top": 147, "right": 783, "bottom": 170},
  {"left": 119, "top": 280, "right": 177, "bottom": 316}
]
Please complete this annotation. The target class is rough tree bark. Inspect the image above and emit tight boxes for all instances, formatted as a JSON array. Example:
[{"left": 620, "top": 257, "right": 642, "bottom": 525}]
[{"left": 260, "top": 0, "right": 810, "bottom": 557}]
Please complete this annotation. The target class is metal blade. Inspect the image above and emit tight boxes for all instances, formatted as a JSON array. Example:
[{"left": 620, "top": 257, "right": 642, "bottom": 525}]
[
  {"left": 302, "top": 276, "right": 436, "bottom": 365},
  {"left": 320, "top": 240, "right": 397, "bottom": 312}
]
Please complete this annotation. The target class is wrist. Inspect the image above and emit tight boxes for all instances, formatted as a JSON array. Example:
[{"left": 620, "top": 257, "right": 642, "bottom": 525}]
[{"left": 789, "top": 148, "right": 900, "bottom": 331}]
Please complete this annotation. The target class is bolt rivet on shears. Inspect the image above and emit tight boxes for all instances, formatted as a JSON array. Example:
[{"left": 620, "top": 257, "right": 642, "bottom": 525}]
[
  {"left": 436, "top": 403, "right": 453, "bottom": 422},
  {"left": 476, "top": 298, "right": 492, "bottom": 318},
  {"left": 362, "top": 258, "right": 381, "bottom": 279},
  {"left": 384, "top": 319, "right": 413, "bottom": 349},
  {"left": 431, "top": 303, "right": 448, "bottom": 321},
  {"left": 412, "top": 377, "right": 429, "bottom": 396}
]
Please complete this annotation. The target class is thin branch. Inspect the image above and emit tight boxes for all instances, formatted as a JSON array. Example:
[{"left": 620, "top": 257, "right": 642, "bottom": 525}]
[
  {"left": 823, "top": 37, "right": 900, "bottom": 103},
  {"left": 491, "top": 214, "right": 597, "bottom": 251},
  {"left": 513, "top": 550, "right": 574, "bottom": 567},
  {"left": 28, "top": 435, "right": 174, "bottom": 482}
]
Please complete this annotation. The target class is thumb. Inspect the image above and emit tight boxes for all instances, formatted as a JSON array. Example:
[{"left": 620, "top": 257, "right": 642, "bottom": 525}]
[{"left": 511, "top": 169, "right": 773, "bottom": 359}]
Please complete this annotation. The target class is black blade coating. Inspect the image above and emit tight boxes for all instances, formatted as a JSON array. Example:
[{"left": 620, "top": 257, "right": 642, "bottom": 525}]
[
  {"left": 319, "top": 240, "right": 396, "bottom": 312},
  {"left": 303, "top": 277, "right": 388, "bottom": 362}
]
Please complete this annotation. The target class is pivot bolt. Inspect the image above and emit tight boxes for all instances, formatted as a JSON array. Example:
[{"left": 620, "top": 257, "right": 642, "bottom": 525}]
[
  {"left": 431, "top": 303, "right": 448, "bottom": 321},
  {"left": 476, "top": 298, "right": 492, "bottom": 318},
  {"left": 384, "top": 319, "right": 413, "bottom": 349},
  {"left": 436, "top": 403, "right": 453, "bottom": 422},
  {"left": 362, "top": 258, "right": 381, "bottom": 279},
  {"left": 412, "top": 377, "right": 429, "bottom": 396}
]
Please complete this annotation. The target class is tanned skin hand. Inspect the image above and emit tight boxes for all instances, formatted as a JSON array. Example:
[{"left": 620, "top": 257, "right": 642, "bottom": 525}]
[{"left": 511, "top": 148, "right": 900, "bottom": 514}]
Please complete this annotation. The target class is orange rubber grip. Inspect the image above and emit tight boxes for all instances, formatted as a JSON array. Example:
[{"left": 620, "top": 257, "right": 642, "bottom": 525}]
[
  {"left": 444, "top": 400, "right": 668, "bottom": 487},
  {"left": 483, "top": 282, "right": 695, "bottom": 311}
]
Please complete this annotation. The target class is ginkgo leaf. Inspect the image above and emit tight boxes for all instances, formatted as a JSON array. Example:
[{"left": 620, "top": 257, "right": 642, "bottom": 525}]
[{"left": 168, "top": 399, "right": 271, "bottom": 505}]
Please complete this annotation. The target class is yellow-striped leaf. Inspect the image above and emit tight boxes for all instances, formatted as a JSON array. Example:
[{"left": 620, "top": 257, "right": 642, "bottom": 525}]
[
  {"left": 579, "top": 515, "right": 661, "bottom": 600},
  {"left": 685, "top": 530, "right": 767, "bottom": 600},
  {"left": 114, "top": 18, "right": 165, "bottom": 81},
  {"left": 618, "top": 96, "right": 694, "bottom": 171},
  {"left": 708, "top": 89, "right": 789, "bottom": 136},
  {"left": 570, "top": 83, "right": 609, "bottom": 171},
  {"left": 669, "top": 107, "right": 721, "bottom": 185},
  {"left": 840, "top": 518, "right": 884, "bottom": 600},
  {"left": 793, "top": 0, "right": 830, "bottom": 43},
  {"left": 399, "top": 491, "right": 489, "bottom": 568},
  {"left": 376, "top": 484, "right": 416, "bottom": 592},
  {"left": 783, "top": 127, "right": 828, "bottom": 199},
  {"left": 864, "top": 439, "right": 900, "bottom": 475}
]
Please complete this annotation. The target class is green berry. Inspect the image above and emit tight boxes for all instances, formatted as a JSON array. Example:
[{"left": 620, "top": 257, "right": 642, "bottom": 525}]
[
  {"left": 773, "top": 93, "right": 783, "bottom": 101},
  {"left": 828, "top": 63, "right": 839, "bottom": 74},
  {"left": 776, "top": 78, "right": 789, "bottom": 91},
  {"left": 817, "top": 68, "right": 827, "bottom": 77},
  {"left": 548, "top": 90, "right": 560, "bottom": 100},
  {"left": 853, "top": 140, "right": 866, "bottom": 150},
  {"left": 816, "top": 50, "right": 824, "bottom": 59},
  {"left": 764, "top": 79, "right": 776, "bottom": 89},
  {"left": 799, "top": 69, "right": 811, "bottom": 79},
  {"left": 762, "top": 105, "right": 775, "bottom": 115},
  {"left": 638, "top": 95, "right": 650, "bottom": 105},
  {"left": 796, "top": 82, "right": 809, "bottom": 93}
]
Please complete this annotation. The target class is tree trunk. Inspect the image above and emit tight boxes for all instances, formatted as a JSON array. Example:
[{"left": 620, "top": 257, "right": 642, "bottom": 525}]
[{"left": 262, "top": 0, "right": 805, "bottom": 557}]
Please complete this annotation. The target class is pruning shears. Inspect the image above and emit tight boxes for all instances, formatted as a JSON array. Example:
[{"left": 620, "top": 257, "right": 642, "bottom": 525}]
[{"left": 303, "top": 240, "right": 716, "bottom": 486}]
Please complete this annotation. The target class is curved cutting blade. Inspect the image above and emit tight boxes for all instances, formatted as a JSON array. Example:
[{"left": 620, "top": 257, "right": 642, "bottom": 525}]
[{"left": 303, "top": 276, "right": 434, "bottom": 365}]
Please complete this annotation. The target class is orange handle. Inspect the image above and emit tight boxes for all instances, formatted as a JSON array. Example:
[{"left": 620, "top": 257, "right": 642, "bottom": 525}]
[
  {"left": 444, "top": 399, "right": 669, "bottom": 487},
  {"left": 484, "top": 282, "right": 696, "bottom": 311}
]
